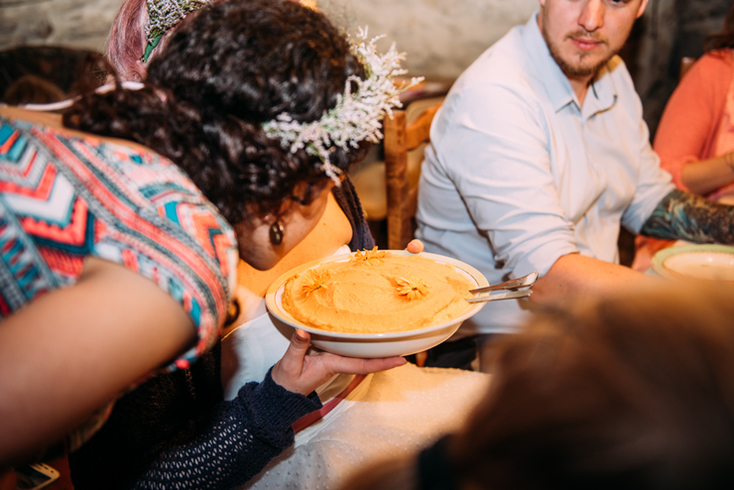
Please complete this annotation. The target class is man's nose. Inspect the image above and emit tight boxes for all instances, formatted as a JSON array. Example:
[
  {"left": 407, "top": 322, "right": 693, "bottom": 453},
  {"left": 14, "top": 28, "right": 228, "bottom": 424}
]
[{"left": 579, "top": 0, "right": 605, "bottom": 32}]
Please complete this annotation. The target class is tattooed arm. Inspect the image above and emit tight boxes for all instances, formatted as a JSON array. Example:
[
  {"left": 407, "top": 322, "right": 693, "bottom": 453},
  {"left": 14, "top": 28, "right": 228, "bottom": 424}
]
[
  {"left": 532, "top": 189, "right": 734, "bottom": 306},
  {"left": 640, "top": 189, "right": 734, "bottom": 243},
  {"left": 532, "top": 191, "right": 734, "bottom": 308}
]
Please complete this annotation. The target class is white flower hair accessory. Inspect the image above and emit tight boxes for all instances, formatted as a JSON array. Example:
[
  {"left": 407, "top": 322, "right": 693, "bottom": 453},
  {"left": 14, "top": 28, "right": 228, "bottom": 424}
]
[
  {"left": 143, "top": 0, "right": 212, "bottom": 62},
  {"left": 262, "top": 28, "right": 423, "bottom": 184}
]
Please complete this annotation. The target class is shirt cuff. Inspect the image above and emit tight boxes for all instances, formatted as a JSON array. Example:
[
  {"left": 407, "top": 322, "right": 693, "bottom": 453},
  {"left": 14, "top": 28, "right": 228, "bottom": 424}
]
[
  {"left": 235, "top": 368, "right": 322, "bottom": 448},
  {"left": 511, "top": 236, "right": 579, "bottom": 278}
]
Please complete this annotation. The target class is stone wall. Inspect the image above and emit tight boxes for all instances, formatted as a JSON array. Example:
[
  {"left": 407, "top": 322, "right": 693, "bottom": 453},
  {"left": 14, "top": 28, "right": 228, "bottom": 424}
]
[
  {"left": 0, "top": 0, "right": 537, "bottom": 70},
  {"left": 0, "top": 0, "right": 124, "bottom": 53},
  {"left": 318, "top": 0, "right": 731, "bottom": 136},
  {"left": 0, "top": 0, "right": 731, "bottom": 131},
  {"left": 319, "top": 0, "right": 537, "bottom": 80}
]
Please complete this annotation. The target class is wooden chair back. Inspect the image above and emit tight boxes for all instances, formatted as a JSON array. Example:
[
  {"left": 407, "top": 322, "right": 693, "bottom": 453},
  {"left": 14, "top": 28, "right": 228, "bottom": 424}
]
[{"left": 383, "top": 103, "right": 441, "bottom": 250}]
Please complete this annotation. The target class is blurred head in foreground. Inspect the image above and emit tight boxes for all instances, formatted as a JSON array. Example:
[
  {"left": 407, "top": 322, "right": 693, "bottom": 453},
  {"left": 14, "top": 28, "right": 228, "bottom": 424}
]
[{"left": 343, "top": 283, "right": 734, "bottom": 490}]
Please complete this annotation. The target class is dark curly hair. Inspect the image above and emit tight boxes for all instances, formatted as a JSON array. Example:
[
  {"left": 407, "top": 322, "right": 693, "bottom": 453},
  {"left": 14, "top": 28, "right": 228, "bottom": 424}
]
[{"left": 63, "top": 0, "right": 368, "bottom": 226}]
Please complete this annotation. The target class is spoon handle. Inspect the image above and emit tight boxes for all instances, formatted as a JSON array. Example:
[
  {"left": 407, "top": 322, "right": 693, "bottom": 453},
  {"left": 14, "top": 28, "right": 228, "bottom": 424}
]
[
  {"left": 469, "top": 271, "right": 538, "bottom": 294},
  {"left": 467, "top": 289, "right": 532, "bottom": 304}
]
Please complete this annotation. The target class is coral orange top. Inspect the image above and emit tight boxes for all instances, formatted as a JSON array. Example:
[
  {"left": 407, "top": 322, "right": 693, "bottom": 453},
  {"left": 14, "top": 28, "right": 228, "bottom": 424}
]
[
  {"left": 654, "top": 50, "right": 734, "bottom": 198},
  {"left": 633, "top": 51, "right": 734, "bottom": 271}
]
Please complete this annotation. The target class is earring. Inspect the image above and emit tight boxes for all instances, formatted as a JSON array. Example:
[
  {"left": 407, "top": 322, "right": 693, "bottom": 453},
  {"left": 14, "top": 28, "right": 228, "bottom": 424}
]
[{"left": 269, "top": 221, "right": 284, "bottom": 246}]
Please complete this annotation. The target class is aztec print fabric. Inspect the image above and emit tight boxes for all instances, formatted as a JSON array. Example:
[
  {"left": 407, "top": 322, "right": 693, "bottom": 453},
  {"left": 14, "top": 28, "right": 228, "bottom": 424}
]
[{"left": 0, "top": 116, "right": 238, "bottom": 372}]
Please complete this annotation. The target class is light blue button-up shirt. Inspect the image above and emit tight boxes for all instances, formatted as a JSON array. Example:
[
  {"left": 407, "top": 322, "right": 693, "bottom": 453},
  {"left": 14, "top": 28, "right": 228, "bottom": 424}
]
[{"left": 416, "top": 12, "right": 674, "bottom": 335}]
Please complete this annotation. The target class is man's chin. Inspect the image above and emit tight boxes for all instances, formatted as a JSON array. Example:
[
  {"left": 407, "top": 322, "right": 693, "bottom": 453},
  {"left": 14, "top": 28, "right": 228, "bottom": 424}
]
[
  {"left": 561, "top": 64, "right": 600, "bottom": 78},
  {"left": 554, "top": 54, "right": 610, "bottom": 79}
]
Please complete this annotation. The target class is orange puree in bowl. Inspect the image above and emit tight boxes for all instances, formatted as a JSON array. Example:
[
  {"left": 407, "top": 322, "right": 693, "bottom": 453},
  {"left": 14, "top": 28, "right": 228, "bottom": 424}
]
[{"left": 281, "top": 250, "right": 474, "bottom": 334}]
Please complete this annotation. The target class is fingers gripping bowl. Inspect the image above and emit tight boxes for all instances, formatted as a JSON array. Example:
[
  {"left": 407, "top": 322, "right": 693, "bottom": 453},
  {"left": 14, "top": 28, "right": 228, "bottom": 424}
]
[{"left": 265, "top": 250, "right": 489, "bottom": 358}]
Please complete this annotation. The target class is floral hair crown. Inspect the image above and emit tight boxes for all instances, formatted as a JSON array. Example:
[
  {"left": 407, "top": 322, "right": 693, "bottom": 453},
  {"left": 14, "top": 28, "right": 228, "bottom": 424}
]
[
  {"left": 142, "top": 0, "right": 211, "bottom": 62},
  {"left": 263, "top": 28, "right": 423, "bottom": 184}
]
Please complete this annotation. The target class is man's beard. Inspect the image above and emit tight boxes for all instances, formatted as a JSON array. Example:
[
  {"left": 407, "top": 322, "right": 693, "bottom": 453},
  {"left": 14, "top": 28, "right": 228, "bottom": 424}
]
[
  {"left": 549, "top": 47, "right": 611, "bottom": 78},
  {"left": 543, "top": 28, "right": 615, "bottom": 78}
]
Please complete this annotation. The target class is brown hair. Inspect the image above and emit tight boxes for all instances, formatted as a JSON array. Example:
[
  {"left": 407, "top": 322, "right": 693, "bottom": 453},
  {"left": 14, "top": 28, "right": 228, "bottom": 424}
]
[
  {"left": 343, "top": 283, "right": 734, "bottom": 490},
  {"left": 454, "top": 283, "right": 734, "bottom": 490},
  {"left": 704, "top": 2, "right": 734, "bottom": 52}
]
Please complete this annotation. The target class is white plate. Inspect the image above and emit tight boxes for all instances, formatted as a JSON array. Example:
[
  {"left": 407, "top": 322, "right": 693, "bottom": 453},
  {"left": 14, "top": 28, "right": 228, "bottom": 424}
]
[
  {"left": 652, "top": 244, "right": 734, "bottom": 282},
  {"left": 265, "top": 250, "right": 489, "bottom": 358}
]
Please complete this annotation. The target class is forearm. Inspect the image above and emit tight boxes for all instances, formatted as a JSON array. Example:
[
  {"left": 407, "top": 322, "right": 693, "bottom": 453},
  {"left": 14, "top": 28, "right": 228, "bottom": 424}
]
[
  {"left": 0, "top": 259, "right": 194, "bottom": 469},
  {"left": 129, "top": 369, "right": 321, "bottom": 490},
  {"left": 680, "top": 152, "right": 734, "bottom": 196},
  {"left": 530, "top": 253, "right": 657, "bottom": 308},
  {"left": 640, "top": 189, "right": 734, "bottom": 244}
]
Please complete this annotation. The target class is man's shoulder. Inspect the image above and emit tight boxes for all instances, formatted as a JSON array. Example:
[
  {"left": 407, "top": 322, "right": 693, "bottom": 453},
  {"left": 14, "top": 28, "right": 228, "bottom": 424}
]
[
  {"left": 429, "top": 20, "right": 552, "bottom": 149},
  {"left": 429, "top": 30, "right": 552, "bottom": 155},
  {"left": 449, "top": 26, "right": 542, "bottom": 106},
  {"left": 602, "top": 55, "right": 639, "bottom": 97},
  {"left": 461, "top": 27, "right": 532, "bottom": 85}
]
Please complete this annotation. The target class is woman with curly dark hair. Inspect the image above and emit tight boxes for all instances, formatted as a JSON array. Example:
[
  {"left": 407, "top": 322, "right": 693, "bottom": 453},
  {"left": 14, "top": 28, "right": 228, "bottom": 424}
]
[
  {"left": 47, "top": 2, "right": 491, "bottom": 489},
  {"left": 0, "top": 0, "right": 410, "bottom": 486},
  {"left": 102, "top": 0, "right": 378, "bottom": 321}
]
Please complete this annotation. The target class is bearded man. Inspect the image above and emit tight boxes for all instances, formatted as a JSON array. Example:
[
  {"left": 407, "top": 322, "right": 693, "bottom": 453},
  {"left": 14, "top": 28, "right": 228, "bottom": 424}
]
[{"left": 415, "top": 0, "right": 734, "bottom": 369}]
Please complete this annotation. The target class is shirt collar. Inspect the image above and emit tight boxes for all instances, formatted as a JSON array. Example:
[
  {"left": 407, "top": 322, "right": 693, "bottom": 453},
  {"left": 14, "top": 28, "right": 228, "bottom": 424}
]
[
  {"left": 584, "top": 61, "right": 618, "bottom": 118},
  {"left": 522, "top": 11, "right": 617, "bottom": 116}
]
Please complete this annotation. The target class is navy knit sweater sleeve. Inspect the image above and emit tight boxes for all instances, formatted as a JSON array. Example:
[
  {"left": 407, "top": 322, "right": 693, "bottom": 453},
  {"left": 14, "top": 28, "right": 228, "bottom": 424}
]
[{"left": 129, "top": 368, "right": 321, "bottom": 490}]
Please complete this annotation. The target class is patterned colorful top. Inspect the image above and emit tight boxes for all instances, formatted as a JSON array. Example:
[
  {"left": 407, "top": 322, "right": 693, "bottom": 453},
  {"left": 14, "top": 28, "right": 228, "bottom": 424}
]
[{"left": 0, "top": 116, "right": 238, "bottom": 372}]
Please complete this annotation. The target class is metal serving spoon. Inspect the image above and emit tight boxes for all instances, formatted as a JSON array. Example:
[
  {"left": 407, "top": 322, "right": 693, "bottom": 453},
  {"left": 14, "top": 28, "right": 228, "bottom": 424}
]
[
  {"left": 468, "top": 271, "right": 539, "bottom": 295},
  {"left": 467, "top": 289, "right": 532, "bottom": 304}
]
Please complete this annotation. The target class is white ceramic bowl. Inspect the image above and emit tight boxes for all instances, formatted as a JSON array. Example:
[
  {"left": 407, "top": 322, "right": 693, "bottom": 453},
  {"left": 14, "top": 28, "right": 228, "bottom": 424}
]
[
  {"left": 652, "top": 244, "right": 734, "bottom": 283},
  {"left": 265, "top": 250, "right": 489, "bottom": 358}
]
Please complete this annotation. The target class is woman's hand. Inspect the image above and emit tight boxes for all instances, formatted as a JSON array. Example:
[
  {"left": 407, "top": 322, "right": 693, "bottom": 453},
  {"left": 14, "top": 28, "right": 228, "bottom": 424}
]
[
  {"left": 406, "top": 239, "right": 424, "bottom": 254},
  {"left": 270, "top": 330, "right": 406, "bottom": 396}
]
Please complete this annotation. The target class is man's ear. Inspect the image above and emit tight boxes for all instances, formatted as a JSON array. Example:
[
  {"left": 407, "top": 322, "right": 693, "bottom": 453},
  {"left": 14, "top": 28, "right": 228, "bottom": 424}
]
[{"left": 635, "top": 0, "right": 650, "bottom": 19}]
